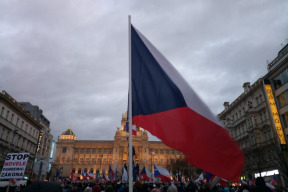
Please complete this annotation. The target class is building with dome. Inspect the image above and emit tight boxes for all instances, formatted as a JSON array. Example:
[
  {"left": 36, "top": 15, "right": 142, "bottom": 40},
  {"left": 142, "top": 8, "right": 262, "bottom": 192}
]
[
  {"left": 52, "top": 112, "right": 185, "bottom": 180},
  {"left": 60, "top": 126, "right": 76, "bottom": 140}
]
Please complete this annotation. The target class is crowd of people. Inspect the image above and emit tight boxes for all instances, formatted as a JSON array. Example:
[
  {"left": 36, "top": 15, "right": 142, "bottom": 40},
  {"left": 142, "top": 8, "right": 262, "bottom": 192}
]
[{"left": 0, "top": 177, "right": 287, "bottom": 192}]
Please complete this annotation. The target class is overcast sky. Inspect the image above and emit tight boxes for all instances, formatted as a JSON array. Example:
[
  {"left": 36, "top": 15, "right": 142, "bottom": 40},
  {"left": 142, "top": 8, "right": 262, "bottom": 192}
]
[{"left": 1, "top": 0, "right": 288, "bottom": 141}]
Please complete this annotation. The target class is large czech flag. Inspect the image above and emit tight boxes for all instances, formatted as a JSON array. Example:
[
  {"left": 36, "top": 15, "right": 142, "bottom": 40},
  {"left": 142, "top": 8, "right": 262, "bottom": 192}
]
[{"left": 131, "top": 24, "right": 244, "bottom": 182}]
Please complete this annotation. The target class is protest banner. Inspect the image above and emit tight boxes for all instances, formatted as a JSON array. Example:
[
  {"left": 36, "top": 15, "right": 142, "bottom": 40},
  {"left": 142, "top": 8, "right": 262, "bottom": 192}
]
[{"left": 0, "top": 153, "right": 29, "bottom": 179}]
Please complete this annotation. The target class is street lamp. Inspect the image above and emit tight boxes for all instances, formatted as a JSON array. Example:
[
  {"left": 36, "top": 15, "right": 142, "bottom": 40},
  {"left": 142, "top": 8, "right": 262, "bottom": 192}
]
[{"left": 100, "top": 154, "right": 103, "bottom": 174}]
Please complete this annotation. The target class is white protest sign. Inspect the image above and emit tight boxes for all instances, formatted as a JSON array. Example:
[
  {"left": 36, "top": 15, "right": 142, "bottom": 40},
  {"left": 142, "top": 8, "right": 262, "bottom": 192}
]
[{"left": 0, "top": 153, "right": 29, "bottom": 179}]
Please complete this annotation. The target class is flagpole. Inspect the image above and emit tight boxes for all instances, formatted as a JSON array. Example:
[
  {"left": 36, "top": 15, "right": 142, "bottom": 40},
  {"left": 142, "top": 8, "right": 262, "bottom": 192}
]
[{"left": 128, "top": 15, "right": 133, "bottom": 192}]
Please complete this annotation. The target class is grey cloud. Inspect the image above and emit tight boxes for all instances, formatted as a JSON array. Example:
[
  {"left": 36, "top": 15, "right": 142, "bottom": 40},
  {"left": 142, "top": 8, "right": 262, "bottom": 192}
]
[{"left": 1, "top": 0, "right": 288, "bottom": 141}]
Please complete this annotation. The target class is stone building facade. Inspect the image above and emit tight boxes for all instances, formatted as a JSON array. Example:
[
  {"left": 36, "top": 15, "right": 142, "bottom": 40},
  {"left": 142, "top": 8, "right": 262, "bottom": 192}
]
[
  {"left": 218, "top": 80, "right": 279, "bottom": 180},
  {"left": 265, "top": 43, "right": 288, "bottom": 144},
  {"left": 19, "top": 102, "right": 53, "bottom": 162},
  {"left": 53, "top": 112, "right": 185, "bottom": 179},
  {"left": 0, "top": 90, "right": 43, "bottom": 177},
  {"left": 263, "top": 43, "right": 288, "bottom": 184}
]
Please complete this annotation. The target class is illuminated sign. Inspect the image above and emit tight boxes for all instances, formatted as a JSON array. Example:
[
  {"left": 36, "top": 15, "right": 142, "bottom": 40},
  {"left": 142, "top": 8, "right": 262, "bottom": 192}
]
[
  {"left": 50, "top": 141, "right": 55, "bottom": 159},
  {"left": 265, "top": 84, "right": 286, "bottom": 144}
]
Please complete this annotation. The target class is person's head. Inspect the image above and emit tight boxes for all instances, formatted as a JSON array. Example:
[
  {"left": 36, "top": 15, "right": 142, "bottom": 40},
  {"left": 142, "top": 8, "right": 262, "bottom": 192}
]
[
  {"left": 134, "top": 180, "right": 142, "bottom": 190},
  {"left": 93, "top": 184, "right": 102, "bottom": 192},
  {"left": 167, "top": 184, "right": 178, "bottom": 192},
  {"left": 255, "top": 177, "right": 266, "bottom": 187},
  {"left": 105, "top": 185, "right": 114, "bottom": 192},
  {"left": 151, "top": 188, "right": 161, "bottom": 192}
]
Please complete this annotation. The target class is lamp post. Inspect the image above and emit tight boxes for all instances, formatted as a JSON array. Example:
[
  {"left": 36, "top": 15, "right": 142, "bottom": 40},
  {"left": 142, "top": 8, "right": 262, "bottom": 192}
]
[{"left": 100, "top": 154, "right": 103, "bottom": 174}]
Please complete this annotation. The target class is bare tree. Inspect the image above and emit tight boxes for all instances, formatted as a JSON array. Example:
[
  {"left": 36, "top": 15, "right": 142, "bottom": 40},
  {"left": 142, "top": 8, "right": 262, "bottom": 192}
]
[{"left": 166, "top": 158, "right": 200, "bottom": 181}]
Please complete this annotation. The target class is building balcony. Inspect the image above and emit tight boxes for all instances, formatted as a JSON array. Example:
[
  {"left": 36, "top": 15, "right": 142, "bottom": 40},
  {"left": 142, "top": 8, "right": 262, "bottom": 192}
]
[
  {"left": 235, "top": 132, "right": 249, "bottom": 141},
  {"left": 246, "top": 101, "right": 266, "bottom": 114},
  {"left": 233, "top": 116, "right": 246, "bottom": 126}
]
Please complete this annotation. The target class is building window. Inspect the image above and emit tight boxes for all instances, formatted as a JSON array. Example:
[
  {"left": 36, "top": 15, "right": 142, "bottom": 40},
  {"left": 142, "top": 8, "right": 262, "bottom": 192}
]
[
  {"left": 277, "top": 90, "right": 288, "bottom": 108},
  {"left": 10, "top": 114, "right": 14, "bottom": 122},
  {"left": 154, "top": 149, "right": 158, "bottom": 154},
  {"left": 109, "top": 149, "right": 113, "bottom": 154},
  {"left": 92, "top": 149, "right": 96, "bottom": 154},
  {"left": 281, "top": 112, "right": 288, "bottom": 128},
  {"left": 0, "top": 128, "right": 3, "bottom": 139},
  {"left": 6, "top": 131, "right": 10, "bottom": 140},
  {"left": 98, "top": 149, "right": 102, "bottom": 154},
  {"left": 273, "top": 68, "right": 288, "bottom": 89},
  {"left": 86, "top": 149, "right": 90, "bottom": 154},
  {"left": 15, "top": 135, "right": 19, "bottom": 146},
  {"left": 80, "top": 149, "right": 84, "bottom": 154},
  {"left": 248, "top": 101, "right": 253, "bottom": 108},
  {"left": 62, "top": 147, "right": 67, "bottom": 153},
  {"left": 74, "top": 149, "right": 79, "bottom": 154},
  {"left": 259, "top": 94, "right": 263, "bottom": 102},
  {"left": 103, "top": 149, "right": 108, "bottom": 154},
  {"left": 171, "top": 150, "right": 175, "bottom": 155},
  {"left": 1, "top": 107, "right": 4, "bottom": 116},
  {"left": 6, "top": 111, "right": 10, "bottom": 119},
  {"left": 21, "top": 121, "right": 24, "bottom": 129},
  {"left": 160, "top": 149, "right": 164, "bottom": 154},
  {"left": 260, "top": 113, "right": 263, "bottom": 122},
  {"left": 86, "top": 158, "right": 90, "bottom": 163}
]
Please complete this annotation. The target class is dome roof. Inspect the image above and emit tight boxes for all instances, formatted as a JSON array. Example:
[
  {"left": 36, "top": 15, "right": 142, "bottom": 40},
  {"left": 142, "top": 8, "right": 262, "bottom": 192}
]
[{"left": 61, "top": 125, "right": 75, "bottom": 136}]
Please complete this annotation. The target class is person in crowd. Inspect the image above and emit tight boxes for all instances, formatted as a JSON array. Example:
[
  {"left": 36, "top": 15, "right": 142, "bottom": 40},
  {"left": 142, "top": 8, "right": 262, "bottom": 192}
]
[
  {"left": 250, "top": 177, "right": 272, "bottom": 192},
  {"left": 238, "top": 185, "right": 250, "bottom": 192},
  {"left": 151, "top": 185, "right": 161, "bottom": 192},
  {"left": 84, "top": 183, "right": 93, "bottom": 192},
  {"left": 198, "top": 183, "right": 211, "bottom": 192},
  {"left": 133, "top": 180, "right": 143, "bottom": 192},
  {"left": 92, "top": 185, "right": 102, "bottom": 192},
  {"left": 167, "top": 184, "right": 178, "bottom": 192},
  {"left": 63, "top": 181, "right": 73, "bottom": 192},
  {"left": 186, "top": 181, "right": 198, "bottom": 192}
]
